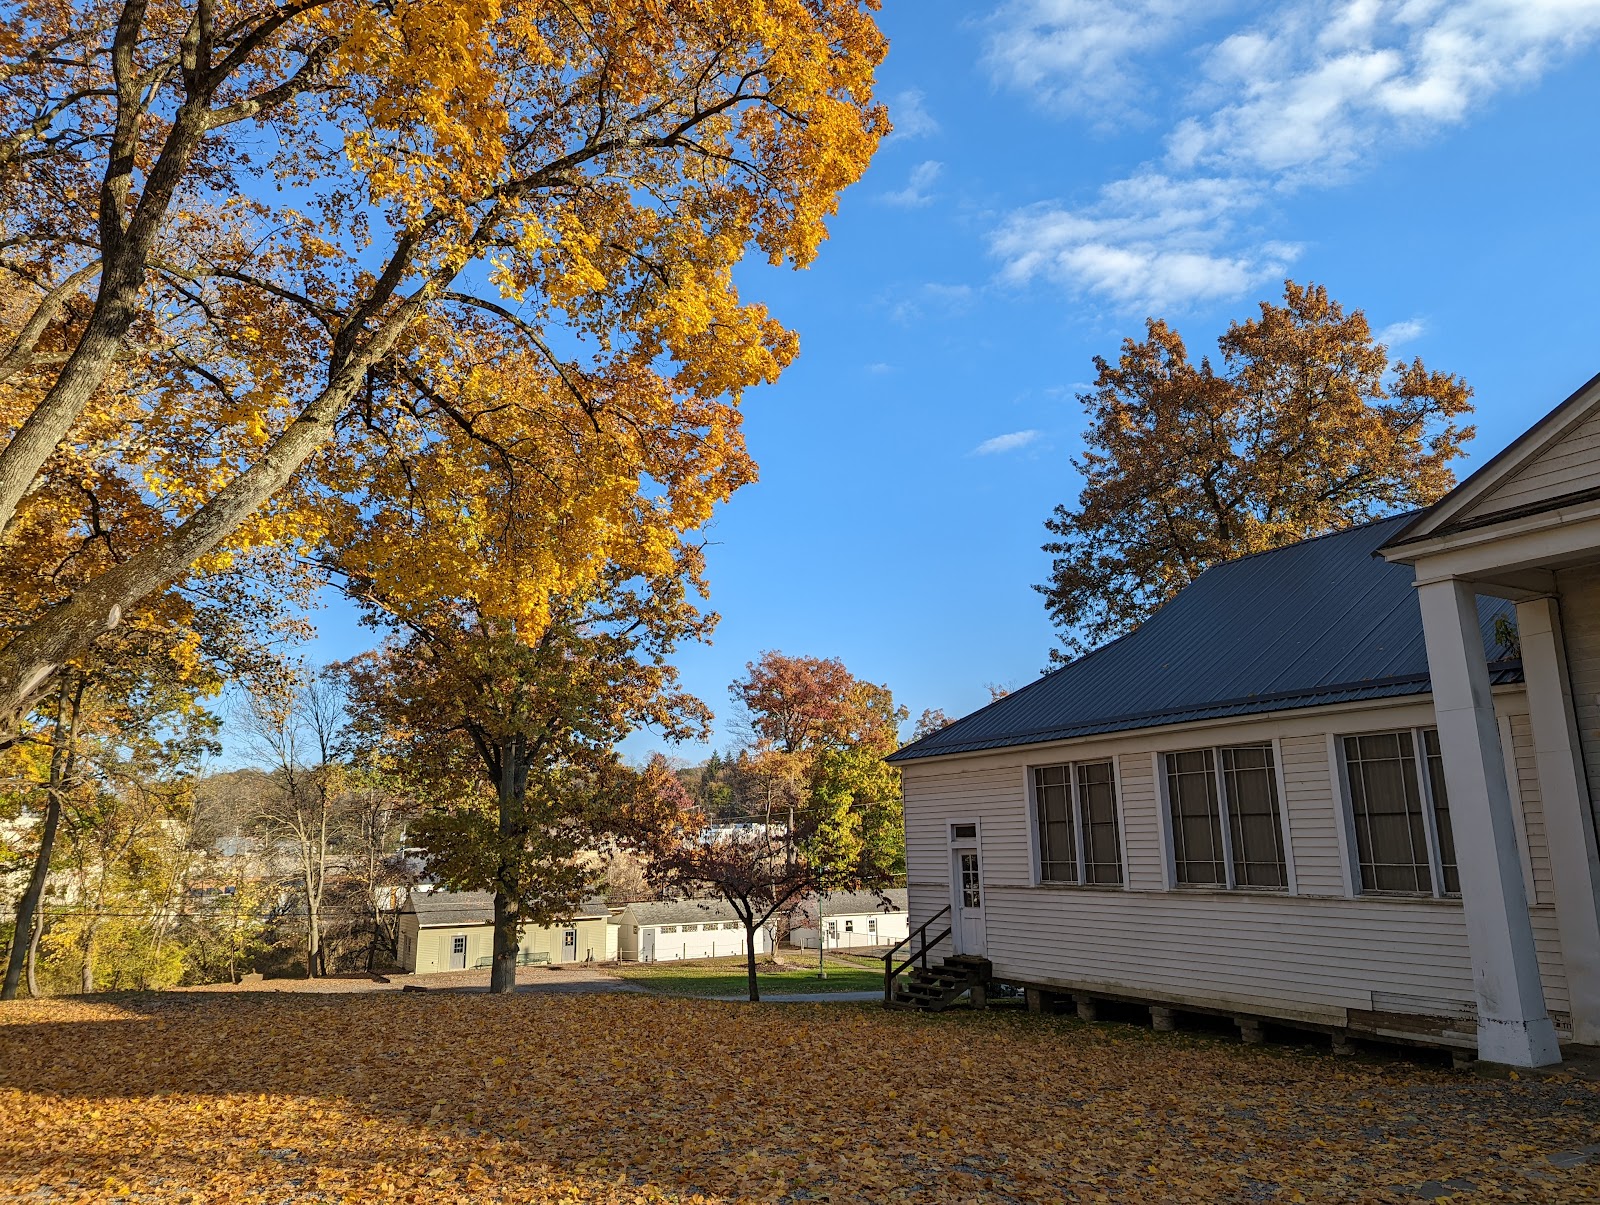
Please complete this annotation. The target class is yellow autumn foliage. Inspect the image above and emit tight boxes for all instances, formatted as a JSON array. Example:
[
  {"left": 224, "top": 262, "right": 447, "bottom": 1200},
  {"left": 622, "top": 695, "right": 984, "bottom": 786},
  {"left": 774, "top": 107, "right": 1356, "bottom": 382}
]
[{"left": 0, "top": 0, "right": 887, "bottom": 725}]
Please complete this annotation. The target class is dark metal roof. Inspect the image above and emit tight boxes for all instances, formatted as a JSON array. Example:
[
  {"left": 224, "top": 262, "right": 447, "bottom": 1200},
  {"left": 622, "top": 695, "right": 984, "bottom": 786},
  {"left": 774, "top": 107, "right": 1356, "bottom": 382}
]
[
  {"left": 623, "top": 898, "right": 746, "bottom": 926},
  {"left": 814, "top": 889, "right": 907, "bottom": 915},
  {"left": 891, "top": 514, "right": 1521, "bottom": 763},
  {"left": 406, "top": 890, "right": 611, "bottom": 927}
]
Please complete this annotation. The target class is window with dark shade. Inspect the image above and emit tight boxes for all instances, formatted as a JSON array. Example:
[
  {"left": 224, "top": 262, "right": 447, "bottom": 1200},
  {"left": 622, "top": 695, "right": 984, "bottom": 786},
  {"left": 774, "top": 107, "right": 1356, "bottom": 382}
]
[
  {"left": 1163, "top": 744, "right": 1289, "bottom": 890},
  {"left": 1033, "top": 764, "right": 1078, "bottom": 883},
  {"left": 1338, "top": 727, "right": 1461, "bottom": 898},
  {"left": 1167, "top": 749, "right": 1226, "bottom": 885},
  {"left": 1343, "top": 730, "right": 1433, "bottom": 894},
  {"left": 1077, "top": 760, "right": 1123, "bottom": 885},
  {"left": 1032, "top": 760, "right": 1122, "bottom": 886},
  {"left": 1221, "top": 744, "right": 1288, "bottom": 888}
]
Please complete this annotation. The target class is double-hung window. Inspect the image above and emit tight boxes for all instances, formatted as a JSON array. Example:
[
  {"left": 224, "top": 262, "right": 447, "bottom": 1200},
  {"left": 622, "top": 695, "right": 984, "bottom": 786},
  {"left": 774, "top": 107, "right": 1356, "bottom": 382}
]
[
  {"left": 1341, "top": 728, "right": 1459, "bottom": 896},
  {"left": 1032, "top": 760, "right": 1123, "bottom": 886},
  {"left": 1164, "top": 743, "right": 1289, "bottom": 889}
]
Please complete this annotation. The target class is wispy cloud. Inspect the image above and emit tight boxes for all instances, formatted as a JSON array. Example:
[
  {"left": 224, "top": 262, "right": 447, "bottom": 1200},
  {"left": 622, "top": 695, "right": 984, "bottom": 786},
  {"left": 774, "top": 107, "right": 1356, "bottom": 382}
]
[
  {"left": 983, "top": 0, "right": 1226, "bottom": 122},
  {"left": 993, "top": 174, "right": 1300, "bottom": 310},
  {"left": 889, "top": 281, "right": 975, "bottom": 325},
  {"left": 1375, "top": 317, "right": 1428, "bottom": 347},
  {"left": 973, "top": 429, "right": 1041, "bottom": 455},
  {"left": 888, "top": 88, "right": 941, "bottom": 139},
  {"left": 987, "top": 0, "right": 1600, "bottom": 309},
  {"left": 882, "top": 160, "right": 944, "bottom": 207}
]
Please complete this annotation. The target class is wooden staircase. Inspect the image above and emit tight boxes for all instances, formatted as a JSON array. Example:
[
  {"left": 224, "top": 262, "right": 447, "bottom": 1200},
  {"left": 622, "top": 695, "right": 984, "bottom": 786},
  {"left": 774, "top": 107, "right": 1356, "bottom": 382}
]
[
  {"left": 889, "top": 954, "right": 993, "bottom": 1012},
  {"left": 882, "top": 906, "right": 992, "bottom": 1011}
]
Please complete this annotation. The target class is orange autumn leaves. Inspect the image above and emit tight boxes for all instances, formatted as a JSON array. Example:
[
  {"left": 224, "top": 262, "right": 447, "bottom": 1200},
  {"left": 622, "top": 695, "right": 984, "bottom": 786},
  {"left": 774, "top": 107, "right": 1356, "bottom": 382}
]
[
  {"left": 1039, "top": 281, "right": 1474, "bottom": 660},
  {"left": 4, "top": 991, "right": 1600, "bottom": 1203}
]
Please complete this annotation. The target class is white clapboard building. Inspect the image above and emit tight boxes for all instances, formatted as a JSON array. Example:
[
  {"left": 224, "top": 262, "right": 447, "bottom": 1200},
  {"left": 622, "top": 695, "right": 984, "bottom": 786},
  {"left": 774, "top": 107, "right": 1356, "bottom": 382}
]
[
  {"left": 892, "top": 371, "right": 1600, "bottom": 1069},
  {"left": 616, "top": 898, "right": 773, "bottom": 962}
]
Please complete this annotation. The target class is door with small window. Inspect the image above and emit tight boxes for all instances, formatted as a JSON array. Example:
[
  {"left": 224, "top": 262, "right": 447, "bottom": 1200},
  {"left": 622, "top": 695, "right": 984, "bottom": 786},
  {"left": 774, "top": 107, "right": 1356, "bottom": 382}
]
[
  {"left": 449, "top": 933, "right": 468, "bottom": 970},
  {"left": 950, "top": 827, "right": 987, "bottom": 957}
]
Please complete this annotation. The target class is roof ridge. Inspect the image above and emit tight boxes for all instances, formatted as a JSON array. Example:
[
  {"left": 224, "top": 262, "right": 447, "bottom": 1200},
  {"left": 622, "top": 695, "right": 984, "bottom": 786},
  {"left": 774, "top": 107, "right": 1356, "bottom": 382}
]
[
  {"left": 1187, "top": 509, "right": 1418, "bottom": 575},
  {"left": 899, "top": 512, "right": 1422, "bottom": 761}
]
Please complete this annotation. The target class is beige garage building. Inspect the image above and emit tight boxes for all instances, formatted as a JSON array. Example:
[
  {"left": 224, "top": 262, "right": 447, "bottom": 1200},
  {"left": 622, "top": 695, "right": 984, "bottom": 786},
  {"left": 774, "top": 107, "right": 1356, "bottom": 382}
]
[{"left": 397, "top": 890, "right": 617, "bottom": 974}]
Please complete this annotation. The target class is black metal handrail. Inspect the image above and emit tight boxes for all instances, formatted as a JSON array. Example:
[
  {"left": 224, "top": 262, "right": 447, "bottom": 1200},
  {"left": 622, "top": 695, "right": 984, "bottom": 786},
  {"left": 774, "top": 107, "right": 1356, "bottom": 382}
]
[{"left": 882, "top": 904, "right": 952, "bottom": 1006}]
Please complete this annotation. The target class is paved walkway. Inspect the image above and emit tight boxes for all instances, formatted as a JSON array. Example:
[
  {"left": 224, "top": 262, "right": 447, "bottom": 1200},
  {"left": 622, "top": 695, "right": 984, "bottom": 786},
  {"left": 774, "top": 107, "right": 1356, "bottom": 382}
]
[
  {"left": 702, "top": 990, "right": 881, "bottom": 1003},
  {"left": 177, "top": 964, "right": 643, "bottom": 996}
]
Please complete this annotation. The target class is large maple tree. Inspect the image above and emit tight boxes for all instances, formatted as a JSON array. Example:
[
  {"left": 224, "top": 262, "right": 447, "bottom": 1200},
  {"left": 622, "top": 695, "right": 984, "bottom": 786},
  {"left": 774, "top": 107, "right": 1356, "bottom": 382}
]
[
  {"left": 1039, "top": 280, "right": 1475, "bottom": 661},
  {"left": 0, "top": 0, "right": 888, "bottom": 736}
]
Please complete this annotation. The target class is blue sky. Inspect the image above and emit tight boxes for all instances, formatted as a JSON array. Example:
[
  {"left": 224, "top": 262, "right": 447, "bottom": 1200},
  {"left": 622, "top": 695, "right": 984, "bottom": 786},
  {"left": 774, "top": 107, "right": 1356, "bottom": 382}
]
[{"left": 280, "top": 0, "right": 1600, "bottom": 766}]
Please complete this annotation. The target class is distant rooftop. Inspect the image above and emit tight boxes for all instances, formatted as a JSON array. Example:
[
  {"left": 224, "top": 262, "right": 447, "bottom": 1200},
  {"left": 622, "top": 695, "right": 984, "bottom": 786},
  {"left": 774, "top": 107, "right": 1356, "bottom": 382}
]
[
  {"left": 406, "top": 890, "right": 611, "bottom": 927},
  {"left": 891, "top": 514, "right": 1519, "bottom": 763},
  {"left": 622, "top": 898, "right": 749, "bottom": 927}
]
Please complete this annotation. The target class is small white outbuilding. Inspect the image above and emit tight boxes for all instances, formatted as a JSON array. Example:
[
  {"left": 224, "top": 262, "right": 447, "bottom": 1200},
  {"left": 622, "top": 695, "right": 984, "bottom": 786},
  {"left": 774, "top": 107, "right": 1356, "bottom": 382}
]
[
  {"left": 616, "top": 898, "right": 772, "bottom": 962},
  {"left": 789, "top": 889, "right": 909, "bottom": 950}
]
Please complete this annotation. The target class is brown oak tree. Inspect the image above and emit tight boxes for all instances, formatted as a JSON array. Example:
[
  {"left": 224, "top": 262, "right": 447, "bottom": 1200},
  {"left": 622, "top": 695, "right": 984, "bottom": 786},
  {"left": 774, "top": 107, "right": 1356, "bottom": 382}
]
[
  {"left": 340, "top": 566, "right": 712, "bottom": 993},
  {"left": 1039, "top": 281, "right": 1474, "bottom": 661}
]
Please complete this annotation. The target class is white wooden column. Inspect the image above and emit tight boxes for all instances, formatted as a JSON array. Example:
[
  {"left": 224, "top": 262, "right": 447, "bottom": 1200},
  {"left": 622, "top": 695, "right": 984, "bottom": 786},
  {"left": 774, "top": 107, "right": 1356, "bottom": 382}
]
[
  {"left": 1516, "top": 595, "right": 1600, "bottom": 1044},
  {"left": 1418, "top": 578, "right": 1561, "bottom": 1066}
]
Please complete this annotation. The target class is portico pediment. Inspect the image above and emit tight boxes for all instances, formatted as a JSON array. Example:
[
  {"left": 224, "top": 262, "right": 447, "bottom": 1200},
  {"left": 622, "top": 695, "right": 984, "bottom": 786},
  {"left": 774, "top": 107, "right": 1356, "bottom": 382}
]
[{"left": 1386, "top": 370, "right": 1600, "bottom": 549}]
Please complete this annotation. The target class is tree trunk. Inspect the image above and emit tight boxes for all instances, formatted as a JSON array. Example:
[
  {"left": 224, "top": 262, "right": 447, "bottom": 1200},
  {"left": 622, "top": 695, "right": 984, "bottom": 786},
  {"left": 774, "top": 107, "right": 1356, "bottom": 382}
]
[
  {"left": 3, "top": 677, "right": 82, "bottom": 1000},
  {"left": 490, "top": 736, "right": 531, "bottom": 995},
  {"left": 79, "top": 919, "right": 97, "bottom": 994},
  {"left": 306, "top": 897, "right": 320, "bottom": 978},
  {"left": 744, "top": 919, "right": 760, "bottom": 1003},
  {"left": 490, "top": 891, "right": 519, "bottom": 994},
  {"left": 24, "top": 905, "right": 42, "bottom": 997},
  {"left": 2, "top": 791, "right": 61, "bottom": 1000}
]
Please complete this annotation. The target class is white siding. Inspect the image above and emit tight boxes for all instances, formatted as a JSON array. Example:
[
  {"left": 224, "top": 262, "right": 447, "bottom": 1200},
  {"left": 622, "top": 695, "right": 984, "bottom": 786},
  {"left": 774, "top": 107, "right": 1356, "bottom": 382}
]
[
  {"left": 983, "top": 888, "right": 1471, "bottom": 1022},
  {"left": 1117, "top": 751, "right": 1163, "bottom": 889},
  {"left": 791, "top": 912, "right": 909, "bottom": 949},
  {"left": 1508, "top": 712, "right": 1555, "bottom": 907},
  {"left": 901, "top": 693, "right": 1571, "bottom": 1030},
  {"left": 1471, "top": 406, "right": 1600, "bottom": 516},
  {"left": 1279, "top": 734, "right": 1346, "bottom": 895}
]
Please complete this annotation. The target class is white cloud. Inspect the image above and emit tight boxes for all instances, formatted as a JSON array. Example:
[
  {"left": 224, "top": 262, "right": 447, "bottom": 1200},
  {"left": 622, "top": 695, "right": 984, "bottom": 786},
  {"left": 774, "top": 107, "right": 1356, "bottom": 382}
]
[
  {"left": 865, "top": 361, "right": 894, "bottom": 374},
  {"left": 983, "top": 0, "right": 1229, "bottom": 119},
  {"left": 973, "top": 429, "right": 1041, "bottom": 455},
  {"left": 1375, "top": 317, "right": 1427, "bottom": 347},
  {"left": 988, "top": 0, "right": 1600, "bottom": 309},
  {"left": 1172, "top": 0, "right": 1600, "bottom": 182},
  {"left": 889, "top": 89, "right": 941, "bottom": 139},
  {"left": 881, "top": 160, "right": 944, "bottom": 207},
  {"left": 992, "top": 175, "right": 1301, "bottom": 310}
]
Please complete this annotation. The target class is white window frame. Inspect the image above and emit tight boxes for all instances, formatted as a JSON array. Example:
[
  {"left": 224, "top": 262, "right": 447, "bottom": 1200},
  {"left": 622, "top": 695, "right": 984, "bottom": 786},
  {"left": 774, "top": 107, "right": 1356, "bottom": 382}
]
[
  {"left": 1336, "top": 725, "right": 1461, "bottom": 900},
  {"left": 1158, "top": 740, "right": 1295, "bottom": 893},
  {"left": 1026, "top": 757, "right": 1128, "bottom": 888}
]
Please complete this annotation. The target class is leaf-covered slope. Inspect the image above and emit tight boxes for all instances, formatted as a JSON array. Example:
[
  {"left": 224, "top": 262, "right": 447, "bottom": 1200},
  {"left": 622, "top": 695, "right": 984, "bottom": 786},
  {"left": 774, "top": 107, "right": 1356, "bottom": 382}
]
[{"left": 2, "top": 993, "right": 1598, "bottom": 1202}]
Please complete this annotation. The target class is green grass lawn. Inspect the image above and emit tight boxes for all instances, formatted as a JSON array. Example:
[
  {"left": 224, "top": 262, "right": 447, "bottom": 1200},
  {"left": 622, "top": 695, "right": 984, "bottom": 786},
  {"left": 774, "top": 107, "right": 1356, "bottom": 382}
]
[{"left": 613, "top": 951, "right": 884, "bottom": 996}]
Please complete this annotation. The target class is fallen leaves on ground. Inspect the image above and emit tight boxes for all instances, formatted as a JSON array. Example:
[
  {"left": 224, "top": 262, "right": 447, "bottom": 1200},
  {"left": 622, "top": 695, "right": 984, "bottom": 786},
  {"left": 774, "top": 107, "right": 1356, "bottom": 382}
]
[{"left": 2, "top": 993, "right": 1598, "bottom": 1202}]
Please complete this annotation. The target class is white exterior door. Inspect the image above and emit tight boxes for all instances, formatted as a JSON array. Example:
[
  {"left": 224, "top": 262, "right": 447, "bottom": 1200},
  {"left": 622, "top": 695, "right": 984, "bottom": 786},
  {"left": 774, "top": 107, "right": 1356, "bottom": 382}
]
[
  {"left": 641, "top": 927, "right": 656, "bottom": 961},
  {"left": 558, "top": 927, "right": 578, "bottom": 962},
  {"left": 952, "top": 847, "right": 987, "bottom": 957},
  {"left": 449, "top": 933, "right": 468, "bottom": 970}
]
